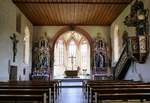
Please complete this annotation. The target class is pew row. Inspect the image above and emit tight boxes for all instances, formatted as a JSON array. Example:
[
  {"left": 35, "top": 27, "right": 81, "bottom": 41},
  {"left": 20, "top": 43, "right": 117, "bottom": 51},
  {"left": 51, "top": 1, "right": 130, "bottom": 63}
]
[
  {"left": 0, "top": 80, "right": 59, "bottom": 103},
  {"left": 84, "top": 80, "right": 150, "bottom": 103},
  {"left": 0, "top": 89, "right": 50, "bottom": 103}
]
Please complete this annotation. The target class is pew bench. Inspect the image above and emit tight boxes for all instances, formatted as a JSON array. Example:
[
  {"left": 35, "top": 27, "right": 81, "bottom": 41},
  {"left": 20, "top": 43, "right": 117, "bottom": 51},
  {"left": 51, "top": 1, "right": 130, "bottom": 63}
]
[
  {"left": 83, "top": 80, "right": 141, "bottom": 98},
  {"left": 90, "top": 87, "right": 150, "bottom": 103},
  {"left": 0, "top": 89, "right": 49, "bottom": 103},
  {"left": 85, "top": 80, "right": 150, "bottom": 103},
  {"left": 85, "top": 83, "right": 147, "bottom": 100},
  {"left": 94, "top": 93, "right": 150, "bottom": 103},
  {"left": 0, "top": 80, "right": 59, "bottom": 103}
]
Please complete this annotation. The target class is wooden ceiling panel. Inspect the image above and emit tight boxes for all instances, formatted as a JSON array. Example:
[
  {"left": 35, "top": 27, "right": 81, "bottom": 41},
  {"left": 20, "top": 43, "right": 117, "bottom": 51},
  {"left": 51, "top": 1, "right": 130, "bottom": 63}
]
[
  {"left": 13, "top": 0, "right": 133, "bottom": 26},
  {"left": 13, "top": 0, "right": 133, "bottom": 3}
]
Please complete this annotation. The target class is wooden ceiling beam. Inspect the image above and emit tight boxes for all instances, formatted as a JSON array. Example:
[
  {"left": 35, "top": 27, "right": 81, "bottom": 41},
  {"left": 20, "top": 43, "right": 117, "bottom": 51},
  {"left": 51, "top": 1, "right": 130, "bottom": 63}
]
[{"left": 13, "top": 1, "right": 131, "bottom": 5}]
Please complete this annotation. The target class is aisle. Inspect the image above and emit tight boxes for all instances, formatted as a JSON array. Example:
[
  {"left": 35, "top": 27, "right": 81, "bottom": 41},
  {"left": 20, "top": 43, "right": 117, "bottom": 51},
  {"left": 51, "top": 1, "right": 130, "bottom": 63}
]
[{"left": 57, "top": 81, "right": 85, "bottom": 103}]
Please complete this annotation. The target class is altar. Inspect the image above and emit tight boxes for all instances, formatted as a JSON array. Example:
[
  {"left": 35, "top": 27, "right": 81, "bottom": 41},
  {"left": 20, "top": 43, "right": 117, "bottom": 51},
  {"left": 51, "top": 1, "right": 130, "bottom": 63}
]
[
  {"left": 64, "top": 70, "right": 78, "bottom": 78},
  {"left": 64, "top": 55, "right": 79, "bottom": 78}
]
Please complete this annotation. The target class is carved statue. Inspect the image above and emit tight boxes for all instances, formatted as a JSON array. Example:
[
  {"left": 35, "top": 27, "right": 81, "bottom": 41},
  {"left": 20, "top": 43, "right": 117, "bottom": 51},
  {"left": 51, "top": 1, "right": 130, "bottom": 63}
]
[
  {"left": 94, "top": 33, "right": 106, "bottom": 69},
  {"left": 95, "top": 53, "right": 104, "bottom": 68},
  {"left": 10, "top": 33, "right": 19, "bottom": 62}
]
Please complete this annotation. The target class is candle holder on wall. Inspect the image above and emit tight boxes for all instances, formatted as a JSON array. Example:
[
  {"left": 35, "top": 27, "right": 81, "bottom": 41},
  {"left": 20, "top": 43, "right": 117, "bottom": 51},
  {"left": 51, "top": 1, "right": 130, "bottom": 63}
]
[{"left": 124, "top": 0, "right": 149, "bottom": 63}]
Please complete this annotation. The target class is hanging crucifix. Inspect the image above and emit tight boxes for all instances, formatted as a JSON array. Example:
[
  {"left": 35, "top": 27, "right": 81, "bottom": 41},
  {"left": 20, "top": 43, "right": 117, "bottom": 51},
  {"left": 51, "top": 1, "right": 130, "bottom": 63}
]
[
  {"left": 10, "top": 33, "right": 19, "bottom": 62},
  {"left": 69, "top": 55, "right": 76, "bottom": 70}
]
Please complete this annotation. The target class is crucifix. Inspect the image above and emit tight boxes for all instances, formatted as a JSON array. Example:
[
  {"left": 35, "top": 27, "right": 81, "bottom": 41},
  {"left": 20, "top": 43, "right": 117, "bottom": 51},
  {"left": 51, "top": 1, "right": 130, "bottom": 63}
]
[
  {"left": 69, "top": 55, "right": 76, "bottom": 70},
  {"left": 10, "top": 33, "right": 19, "bottom": 62}
]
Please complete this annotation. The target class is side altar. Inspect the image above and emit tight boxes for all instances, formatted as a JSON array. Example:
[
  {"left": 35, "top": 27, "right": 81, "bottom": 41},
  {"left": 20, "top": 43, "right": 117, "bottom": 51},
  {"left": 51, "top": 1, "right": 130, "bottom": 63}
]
[{"left": 32, "top": 33, "right": 50, "bottom": 80}]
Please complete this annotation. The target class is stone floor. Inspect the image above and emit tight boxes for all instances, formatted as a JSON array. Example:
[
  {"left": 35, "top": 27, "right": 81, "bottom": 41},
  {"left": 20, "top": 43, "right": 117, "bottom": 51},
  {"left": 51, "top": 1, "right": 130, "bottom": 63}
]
[
  {"left": 57, "top": 88, "right": 85, "bottom": 103},
  {"left": 57, "top": 81, "right": 85, "bottom": 103}
]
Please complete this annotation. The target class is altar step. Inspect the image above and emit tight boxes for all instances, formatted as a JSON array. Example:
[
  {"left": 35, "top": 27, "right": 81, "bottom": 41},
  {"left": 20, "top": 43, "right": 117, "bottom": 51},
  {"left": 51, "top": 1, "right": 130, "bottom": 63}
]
[
  {"left": 60, "top": 85, "right": 83, "bottom": 88},
  {"left": 59, "top": 81, "right": 83, "bottom": 88}
]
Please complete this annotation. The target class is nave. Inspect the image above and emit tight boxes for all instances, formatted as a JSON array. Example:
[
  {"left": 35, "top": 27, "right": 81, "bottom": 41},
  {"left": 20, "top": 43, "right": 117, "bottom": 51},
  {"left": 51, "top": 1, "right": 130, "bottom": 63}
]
[
  {"left": 0, "top": 0, "right": 150, "bottom": 103},
  {"left": 57, "top": 81, "right": 84, "bottom": 103}
]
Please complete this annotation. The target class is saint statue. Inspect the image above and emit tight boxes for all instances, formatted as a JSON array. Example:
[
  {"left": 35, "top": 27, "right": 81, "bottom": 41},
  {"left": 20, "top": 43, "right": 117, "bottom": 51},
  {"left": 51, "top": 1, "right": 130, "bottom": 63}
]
[{"left": 95, "top": 53, "right": 104, "bottom": 68}]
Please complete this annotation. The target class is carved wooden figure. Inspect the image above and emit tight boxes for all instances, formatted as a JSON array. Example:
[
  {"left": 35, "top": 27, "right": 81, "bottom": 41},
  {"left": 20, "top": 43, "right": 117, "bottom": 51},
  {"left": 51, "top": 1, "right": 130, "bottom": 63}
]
[{"left": 10, "top": 33, "right": 19, "bottom": 62}]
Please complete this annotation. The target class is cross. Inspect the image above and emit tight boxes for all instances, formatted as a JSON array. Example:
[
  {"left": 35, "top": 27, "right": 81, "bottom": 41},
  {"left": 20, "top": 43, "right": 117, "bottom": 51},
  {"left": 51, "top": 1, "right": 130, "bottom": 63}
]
[
  {"left": 10, "top": 33, "right": 19, "bottom": 62},
  {"left": 69, "top": 55, "right": 76, "bottom": 70}
]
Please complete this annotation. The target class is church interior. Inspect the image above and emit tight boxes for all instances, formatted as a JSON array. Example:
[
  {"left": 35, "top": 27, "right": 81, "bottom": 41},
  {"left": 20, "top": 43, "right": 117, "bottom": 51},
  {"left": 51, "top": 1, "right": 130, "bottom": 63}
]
[{"left": 0, "top": 0, "right": 150, "bottom": 103}]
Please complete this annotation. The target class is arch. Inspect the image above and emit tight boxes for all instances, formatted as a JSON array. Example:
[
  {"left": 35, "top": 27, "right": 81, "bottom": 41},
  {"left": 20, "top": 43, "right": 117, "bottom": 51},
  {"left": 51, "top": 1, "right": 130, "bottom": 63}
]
[
  {"left": 52, "top": 26, "right": 93, "bottom": 49},
  {"left": 51, "top": 26, "right": 93, "bottom": 65},
  {"left": 51, "top": 26, "right": 93, "bottom": 64},
  {"left": 52, "top": 26, "right": 93, "bottom": 78}
]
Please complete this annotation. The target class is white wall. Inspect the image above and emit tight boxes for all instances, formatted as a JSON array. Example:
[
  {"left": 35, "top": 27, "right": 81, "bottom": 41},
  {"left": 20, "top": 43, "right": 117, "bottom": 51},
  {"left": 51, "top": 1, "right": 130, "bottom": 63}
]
[
  {"left": 111, "top": 0, "right": 150, "bottom": 82},
  {"left": 33, "top": 26, "right": 110, "bottom": 40},
  {"left": 0, "top": 0, "right": 33, "bottom": 80}
]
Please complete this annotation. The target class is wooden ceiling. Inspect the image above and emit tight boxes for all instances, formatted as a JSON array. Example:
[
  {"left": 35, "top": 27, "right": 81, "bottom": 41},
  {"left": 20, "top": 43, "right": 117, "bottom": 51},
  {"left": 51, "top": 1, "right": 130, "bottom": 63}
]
[{"left": 13, "top": 0, "right": 133, "bottom": 26}]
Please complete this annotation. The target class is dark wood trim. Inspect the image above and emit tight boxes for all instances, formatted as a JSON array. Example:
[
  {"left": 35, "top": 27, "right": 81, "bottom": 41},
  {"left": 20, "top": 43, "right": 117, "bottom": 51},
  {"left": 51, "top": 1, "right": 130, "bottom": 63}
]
[{"left": 13, "top": 1, "right": 131, "bottom": 5}]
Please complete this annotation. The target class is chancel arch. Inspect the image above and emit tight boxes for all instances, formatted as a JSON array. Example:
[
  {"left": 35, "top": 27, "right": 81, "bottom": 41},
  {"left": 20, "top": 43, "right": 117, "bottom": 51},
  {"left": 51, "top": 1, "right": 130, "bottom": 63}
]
[{"left": 52, "top": 27, "right": 93, "bottom": 79}]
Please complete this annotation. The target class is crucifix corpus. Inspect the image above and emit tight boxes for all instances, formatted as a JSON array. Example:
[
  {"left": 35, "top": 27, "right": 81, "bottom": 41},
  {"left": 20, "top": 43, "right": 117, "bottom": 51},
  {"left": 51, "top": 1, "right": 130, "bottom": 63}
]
[
  {"left": 69, "top": 55, "right": 76, "bottom": 70},
  {"left": 10, "top": 33, "right": 19, "bottom": 62}
]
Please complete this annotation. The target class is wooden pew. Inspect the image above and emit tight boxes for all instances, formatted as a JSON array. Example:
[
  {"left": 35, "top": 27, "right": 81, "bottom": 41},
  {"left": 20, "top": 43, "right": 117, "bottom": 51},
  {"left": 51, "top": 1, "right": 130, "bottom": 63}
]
[
  {"left": 83, "top": 80, "right": 140, "bottom": 96},
  {"left": 85, "top": 80, "right": 143, "bottom": 100},
  {"left": 85, "top": 80, "right": 150, "bottom": 103},
  {"left": 0, "top": 80, "right": 59, "bottom": 103},
  {"left": 89, "top": 86, "right": 150, "bottom": 103},
  {"left": 0, "top": 89, "right": 49, "bottom": 103},
  {"left": 91, "top": 87, "right": 150, "bottom": 103},
  {"left": 95, "top": 93, "right": 150, "bottom": 103}
]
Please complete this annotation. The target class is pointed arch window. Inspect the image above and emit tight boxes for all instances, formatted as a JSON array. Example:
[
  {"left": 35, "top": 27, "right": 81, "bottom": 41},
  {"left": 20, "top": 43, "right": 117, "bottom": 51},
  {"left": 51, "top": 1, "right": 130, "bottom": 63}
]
[
  {"left": 114, "top": 25, "right": 119, "bottom": 63},
  {"left": 68, "top": 40, "right": 76, "bottom": 68},
  {"left": 54, "top": 40, "right": 64, "bottom": 65},
  {"left": 24, "top": 26, "right": 30, "bottom": 64},
  {"left": 80, "top": 40, "right": 88, "bottom": 69}
]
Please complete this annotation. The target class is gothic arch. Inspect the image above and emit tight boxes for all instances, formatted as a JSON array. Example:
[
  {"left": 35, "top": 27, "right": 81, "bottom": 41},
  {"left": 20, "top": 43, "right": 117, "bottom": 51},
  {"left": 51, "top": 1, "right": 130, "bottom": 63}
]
[
  {"left": 52, "top": 26, "right": 93, "bottom": 48},
  {"left": 51, "top": 26, "right": 93, "bottom": 74}
]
